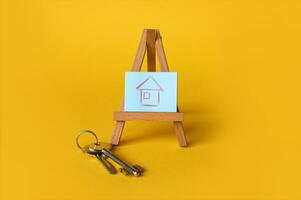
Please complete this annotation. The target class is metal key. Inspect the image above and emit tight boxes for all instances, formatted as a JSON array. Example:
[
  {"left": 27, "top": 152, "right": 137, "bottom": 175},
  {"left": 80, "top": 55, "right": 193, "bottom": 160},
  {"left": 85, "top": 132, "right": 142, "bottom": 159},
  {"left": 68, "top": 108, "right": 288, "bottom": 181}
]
[
  {"left": 89, "top": 145, "right": 143, "bottom": 177},
  {"left": 76, "top": 130, "right": 143, "bottom": 177},
  {"left": 82, "top": 143, "right": 117, "bottom": 174}
]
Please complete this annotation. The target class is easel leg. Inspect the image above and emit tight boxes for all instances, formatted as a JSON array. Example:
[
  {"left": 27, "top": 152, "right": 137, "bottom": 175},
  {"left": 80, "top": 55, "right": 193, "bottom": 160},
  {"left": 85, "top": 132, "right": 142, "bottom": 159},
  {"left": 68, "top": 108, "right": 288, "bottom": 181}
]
[
  {"left": 173, "top": 121, "right": 187, "bottom": 147},
  {"left": 111, "top": 121, "right": 125, "bottom": 145}
]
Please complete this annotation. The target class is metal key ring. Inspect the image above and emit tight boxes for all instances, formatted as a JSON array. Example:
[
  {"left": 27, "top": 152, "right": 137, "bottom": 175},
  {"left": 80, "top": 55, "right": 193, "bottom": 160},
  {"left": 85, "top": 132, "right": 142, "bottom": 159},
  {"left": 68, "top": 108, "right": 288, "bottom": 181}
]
[{"left": 76, "top": 130, "right": 99, "bottom": 150}]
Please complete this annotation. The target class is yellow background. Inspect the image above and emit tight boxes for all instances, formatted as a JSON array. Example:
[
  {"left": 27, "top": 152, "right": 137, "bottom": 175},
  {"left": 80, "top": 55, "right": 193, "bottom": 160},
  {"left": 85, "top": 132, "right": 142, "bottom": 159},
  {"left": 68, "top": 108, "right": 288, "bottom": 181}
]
[{"left": 1, "top": 0, "right": 301, "bottom": 199}]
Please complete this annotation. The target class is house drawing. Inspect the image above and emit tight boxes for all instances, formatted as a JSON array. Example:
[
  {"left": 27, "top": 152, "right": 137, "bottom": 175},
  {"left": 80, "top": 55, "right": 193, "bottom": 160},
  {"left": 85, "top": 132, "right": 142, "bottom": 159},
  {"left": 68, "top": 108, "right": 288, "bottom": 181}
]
[{"left": 136, "top": 76, "right": 164, "bottom": 107}]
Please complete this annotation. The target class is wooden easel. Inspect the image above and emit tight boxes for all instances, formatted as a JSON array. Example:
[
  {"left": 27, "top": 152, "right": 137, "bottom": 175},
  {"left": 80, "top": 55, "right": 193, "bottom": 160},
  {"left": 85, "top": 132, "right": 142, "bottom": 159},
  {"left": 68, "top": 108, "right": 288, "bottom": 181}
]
[{"left": 110, "top": 29, "right": 187, "bottom": 147}]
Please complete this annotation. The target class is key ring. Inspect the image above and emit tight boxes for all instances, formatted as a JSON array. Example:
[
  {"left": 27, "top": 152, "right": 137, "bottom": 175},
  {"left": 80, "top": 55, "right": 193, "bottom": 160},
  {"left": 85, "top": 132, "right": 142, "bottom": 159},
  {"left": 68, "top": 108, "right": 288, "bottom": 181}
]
[{"left": 76, "top": 130, "right": 99, "bottom": 150}]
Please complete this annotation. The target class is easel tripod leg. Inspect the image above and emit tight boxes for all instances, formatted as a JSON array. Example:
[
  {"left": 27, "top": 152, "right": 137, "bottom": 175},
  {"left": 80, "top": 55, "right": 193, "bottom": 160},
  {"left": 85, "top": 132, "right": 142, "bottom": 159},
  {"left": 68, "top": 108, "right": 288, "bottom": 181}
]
[
  {"left": 111, "top": 121, "right": 125, "bottom": 145},
  {"left": 173, "top": 121, "right": 187, "bottom": 147}
]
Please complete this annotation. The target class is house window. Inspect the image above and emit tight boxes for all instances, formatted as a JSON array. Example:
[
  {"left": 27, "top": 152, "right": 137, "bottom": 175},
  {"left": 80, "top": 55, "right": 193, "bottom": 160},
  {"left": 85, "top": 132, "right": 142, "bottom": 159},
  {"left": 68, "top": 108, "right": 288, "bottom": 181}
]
[{"left": 143, "top": 92, "right": 150, "bottom": 99}]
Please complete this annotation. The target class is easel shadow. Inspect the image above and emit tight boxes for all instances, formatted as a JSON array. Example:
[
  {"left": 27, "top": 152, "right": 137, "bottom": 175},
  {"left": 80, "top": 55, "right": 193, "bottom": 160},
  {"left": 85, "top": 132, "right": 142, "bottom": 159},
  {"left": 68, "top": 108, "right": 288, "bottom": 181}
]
[{"left": 119, "top": 106, "right": 221, "bottom": 147}]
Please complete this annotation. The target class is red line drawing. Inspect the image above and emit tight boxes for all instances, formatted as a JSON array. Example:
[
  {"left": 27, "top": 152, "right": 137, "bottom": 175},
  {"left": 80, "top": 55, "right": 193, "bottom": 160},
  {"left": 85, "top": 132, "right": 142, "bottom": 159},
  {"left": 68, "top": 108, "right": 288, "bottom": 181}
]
[{"left": 136, "top": 76, "right": 163, "bottom": 107}]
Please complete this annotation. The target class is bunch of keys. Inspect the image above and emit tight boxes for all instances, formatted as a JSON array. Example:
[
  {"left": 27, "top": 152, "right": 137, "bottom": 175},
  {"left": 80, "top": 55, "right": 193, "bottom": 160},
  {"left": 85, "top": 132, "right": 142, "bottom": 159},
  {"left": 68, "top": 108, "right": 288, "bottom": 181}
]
[{"left": 76, "top": 130, "right": 144, "bottom": 177}]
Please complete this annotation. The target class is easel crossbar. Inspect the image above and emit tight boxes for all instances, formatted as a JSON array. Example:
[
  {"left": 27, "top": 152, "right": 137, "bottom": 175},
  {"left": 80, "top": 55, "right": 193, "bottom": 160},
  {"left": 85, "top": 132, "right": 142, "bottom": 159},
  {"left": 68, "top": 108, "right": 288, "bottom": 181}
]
[{"left": 114, "top": 112, "right": 184, "bottom": 122}]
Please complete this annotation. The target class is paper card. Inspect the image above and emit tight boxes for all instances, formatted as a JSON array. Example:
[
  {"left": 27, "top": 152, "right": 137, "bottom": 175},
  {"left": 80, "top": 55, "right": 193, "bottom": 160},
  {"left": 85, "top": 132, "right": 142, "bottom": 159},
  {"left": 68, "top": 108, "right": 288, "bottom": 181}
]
[{"left": 124, "top": 72, "right": 177, "bottom": 112}]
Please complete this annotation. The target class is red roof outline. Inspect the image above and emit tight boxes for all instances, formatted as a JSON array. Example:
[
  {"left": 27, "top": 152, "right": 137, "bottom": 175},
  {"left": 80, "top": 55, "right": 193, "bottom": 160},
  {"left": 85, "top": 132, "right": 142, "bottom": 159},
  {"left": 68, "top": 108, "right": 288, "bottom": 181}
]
[{"left": 136, "top": 76, "right": 164, "bottom": 91}]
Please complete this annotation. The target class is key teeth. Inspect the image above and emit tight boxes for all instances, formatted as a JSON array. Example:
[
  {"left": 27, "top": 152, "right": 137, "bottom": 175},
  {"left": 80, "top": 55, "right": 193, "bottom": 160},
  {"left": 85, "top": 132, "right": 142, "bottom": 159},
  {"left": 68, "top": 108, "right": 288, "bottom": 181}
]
[
  {"left": 119, "top": 168, "right": 130, "bottom": 176},
  {"left": 133, "top": 165, "right": 144, "bottom": 173},
  {"left": 119, "top": 167, "right": 143, "bottom": 177}
]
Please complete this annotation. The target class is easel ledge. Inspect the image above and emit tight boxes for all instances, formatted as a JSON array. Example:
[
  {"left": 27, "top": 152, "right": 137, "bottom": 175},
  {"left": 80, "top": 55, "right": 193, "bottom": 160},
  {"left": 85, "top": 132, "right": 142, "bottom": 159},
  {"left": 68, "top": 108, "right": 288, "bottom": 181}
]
[{"left": 114, "top": 112, "right": 184, "bottom": 122}]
